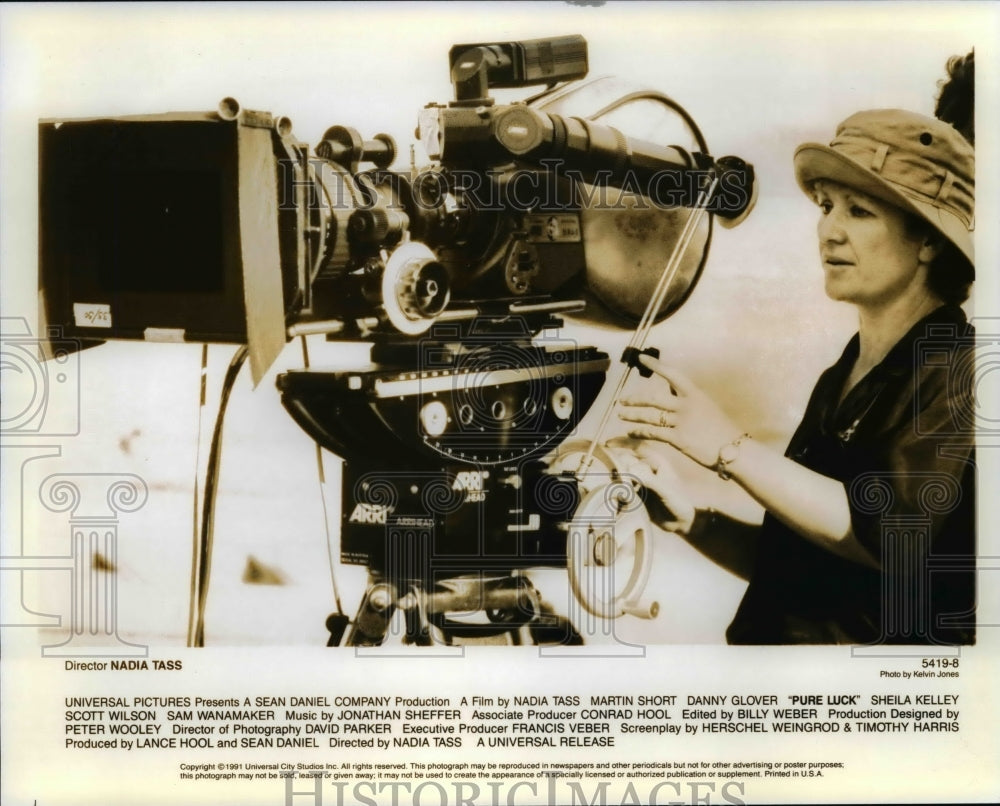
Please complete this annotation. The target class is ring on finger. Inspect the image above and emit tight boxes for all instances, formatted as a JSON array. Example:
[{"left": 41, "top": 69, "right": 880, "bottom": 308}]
[{"left": 658, "top": 411, "right": 669, "bottom": 428}]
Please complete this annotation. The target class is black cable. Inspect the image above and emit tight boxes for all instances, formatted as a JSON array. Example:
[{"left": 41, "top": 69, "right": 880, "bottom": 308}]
[
  {"left": 191, "top": 344, "right": 248, "bottom": 647},
  {"left": 186, "top": 344, "right": 209, "bottom": 647},
  {"left": 300, "top": 336, "right": 347, "bottom": 620}
]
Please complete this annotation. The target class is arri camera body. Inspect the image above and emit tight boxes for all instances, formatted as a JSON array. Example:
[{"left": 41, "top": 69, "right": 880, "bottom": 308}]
[{"left": 38, "top": 36, "right": 755, "bottom": 646}]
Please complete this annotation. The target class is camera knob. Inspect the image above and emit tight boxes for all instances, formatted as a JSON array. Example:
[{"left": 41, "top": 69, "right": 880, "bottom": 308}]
[
  {"left": 493, "top": 106, "right": 550, "bottom": 155},
  {"left": 318, "top": 126, "right": 397, "bottom": 169},
  {"left": 381, "top": 242, "right": 452, "bottom": 335},
  {"left": 349, "top": 208, "right": 409, "bottom": 245}
]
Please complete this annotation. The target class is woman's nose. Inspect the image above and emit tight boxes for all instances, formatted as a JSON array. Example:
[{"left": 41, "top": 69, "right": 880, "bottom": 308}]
[{"left": 818, "top": 209, "right": 846, "bottom": 244}]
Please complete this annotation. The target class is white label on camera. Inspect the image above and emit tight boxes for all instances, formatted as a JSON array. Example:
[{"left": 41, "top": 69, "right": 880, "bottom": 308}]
[
  {"left": 143, "top": 328, "right": 186, "bottom": 343},
  {"left": 73, "top": 302, "right": 112, "bottom": 328}
]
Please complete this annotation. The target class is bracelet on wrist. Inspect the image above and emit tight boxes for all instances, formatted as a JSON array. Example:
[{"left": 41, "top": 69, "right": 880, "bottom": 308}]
[{"left": 714, "top": 433, "right": 752, "bottom": 480}]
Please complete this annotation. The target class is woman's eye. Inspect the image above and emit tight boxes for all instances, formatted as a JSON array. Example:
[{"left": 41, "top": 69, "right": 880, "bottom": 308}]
[
  {"left": 819, "top": 201, "right": 833, "bottom": 214},
  {"left": 850, "top": 205, "right": 872, "bottom": 217}
]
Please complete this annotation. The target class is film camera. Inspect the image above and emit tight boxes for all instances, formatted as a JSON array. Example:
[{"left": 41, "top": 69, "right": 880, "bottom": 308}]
[{"left": 38, "top": 36, "right": 755, "bottom": 646}]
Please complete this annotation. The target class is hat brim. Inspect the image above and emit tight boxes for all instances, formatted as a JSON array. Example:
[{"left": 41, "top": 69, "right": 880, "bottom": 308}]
[{"left": 793, "top": 143, "right": 974, "bottom": 268}]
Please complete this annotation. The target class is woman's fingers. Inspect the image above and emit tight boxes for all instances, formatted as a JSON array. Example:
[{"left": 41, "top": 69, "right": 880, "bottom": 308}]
[
  {"left": 635, "top": 357, "right": 696, "bottom": 396},
  {"left": 624, "top": 425, "right": 676, "bottom": 446},
  {"left": 617, "top": 404, "right": 676, "bottom": 428},
  {"left": 623, "top": 460, "right": 696, "bottom": 535},
  {"left": 603, "top": 438, "right": 682, "bottom": 483},
  {"left": 604, "top": 435, "right": 645, "bottom": 455},
  {"left": 617, "top": 360, "right": 741, "bottom": 468},
  {"left": 599, "top": 439, "right": 695, "bottom": 534},
  {"left": 621, "top": 366, "right": 698, "bottom": 410},
  {"left": 630, "top": 440, "right": 676, "bottom": 470}
]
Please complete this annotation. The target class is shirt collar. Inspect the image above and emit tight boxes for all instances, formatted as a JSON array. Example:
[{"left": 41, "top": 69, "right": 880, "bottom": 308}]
[
  {"left": 835, "top": 304, "right": 969, "bottom": 381},
  {"left": 821, "top": 304, "right": 969, "bottom": 430}
]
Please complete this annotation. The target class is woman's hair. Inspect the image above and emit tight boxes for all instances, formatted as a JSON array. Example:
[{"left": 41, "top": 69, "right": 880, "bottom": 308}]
[
  {"left": 935, "top": 50, "right": 974, "bottom": 145},
  {"left": 905, "top": 213, "right": 974, "bottom": 305},
  {"left": 926, "top": 51, "right": 974, "bottom": 304}
]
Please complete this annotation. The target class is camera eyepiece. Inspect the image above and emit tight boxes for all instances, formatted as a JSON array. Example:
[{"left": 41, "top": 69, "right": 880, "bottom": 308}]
[{"left": 317, "top": 126, "right": 396, "bottom": 169}]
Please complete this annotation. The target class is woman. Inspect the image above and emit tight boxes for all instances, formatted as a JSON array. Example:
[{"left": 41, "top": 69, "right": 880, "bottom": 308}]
[{"left": 618, "top": 109, "right": 975, "bottom": 644}]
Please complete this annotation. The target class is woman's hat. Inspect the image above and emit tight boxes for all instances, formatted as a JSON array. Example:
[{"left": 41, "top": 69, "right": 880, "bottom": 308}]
[{"left": 793, "top": 109, "right": 974, "bottom": 266}]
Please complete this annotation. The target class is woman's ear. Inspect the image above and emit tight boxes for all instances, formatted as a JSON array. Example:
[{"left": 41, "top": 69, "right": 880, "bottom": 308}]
[{"left": 918, "top": 235, "right": 942, "bottom": 265}]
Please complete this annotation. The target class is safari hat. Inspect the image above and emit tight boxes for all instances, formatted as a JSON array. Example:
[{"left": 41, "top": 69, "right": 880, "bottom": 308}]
[{"left": 793, "top": 109, "right": 974, "bottom": 268}]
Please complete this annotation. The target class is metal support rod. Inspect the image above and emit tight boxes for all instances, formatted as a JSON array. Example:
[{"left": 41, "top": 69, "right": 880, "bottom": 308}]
[{"left": 575, "top": 177, "right": 719, "bottom": 478}]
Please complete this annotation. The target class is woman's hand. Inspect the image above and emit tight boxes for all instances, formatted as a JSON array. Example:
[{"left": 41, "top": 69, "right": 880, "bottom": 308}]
[
  {"left": 618, "top": 355, "right": 745, "bottom": 470},
  {"left": 604, "top": 438, "right": 696, "bottom": 535},
  {"left": 615, "top": 356, "right": 876, "bottom": 567}
]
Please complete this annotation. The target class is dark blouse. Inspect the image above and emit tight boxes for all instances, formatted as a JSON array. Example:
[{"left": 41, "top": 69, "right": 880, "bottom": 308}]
[{"left": 724, "top": 304, "right": 976, "bottom": 644}]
